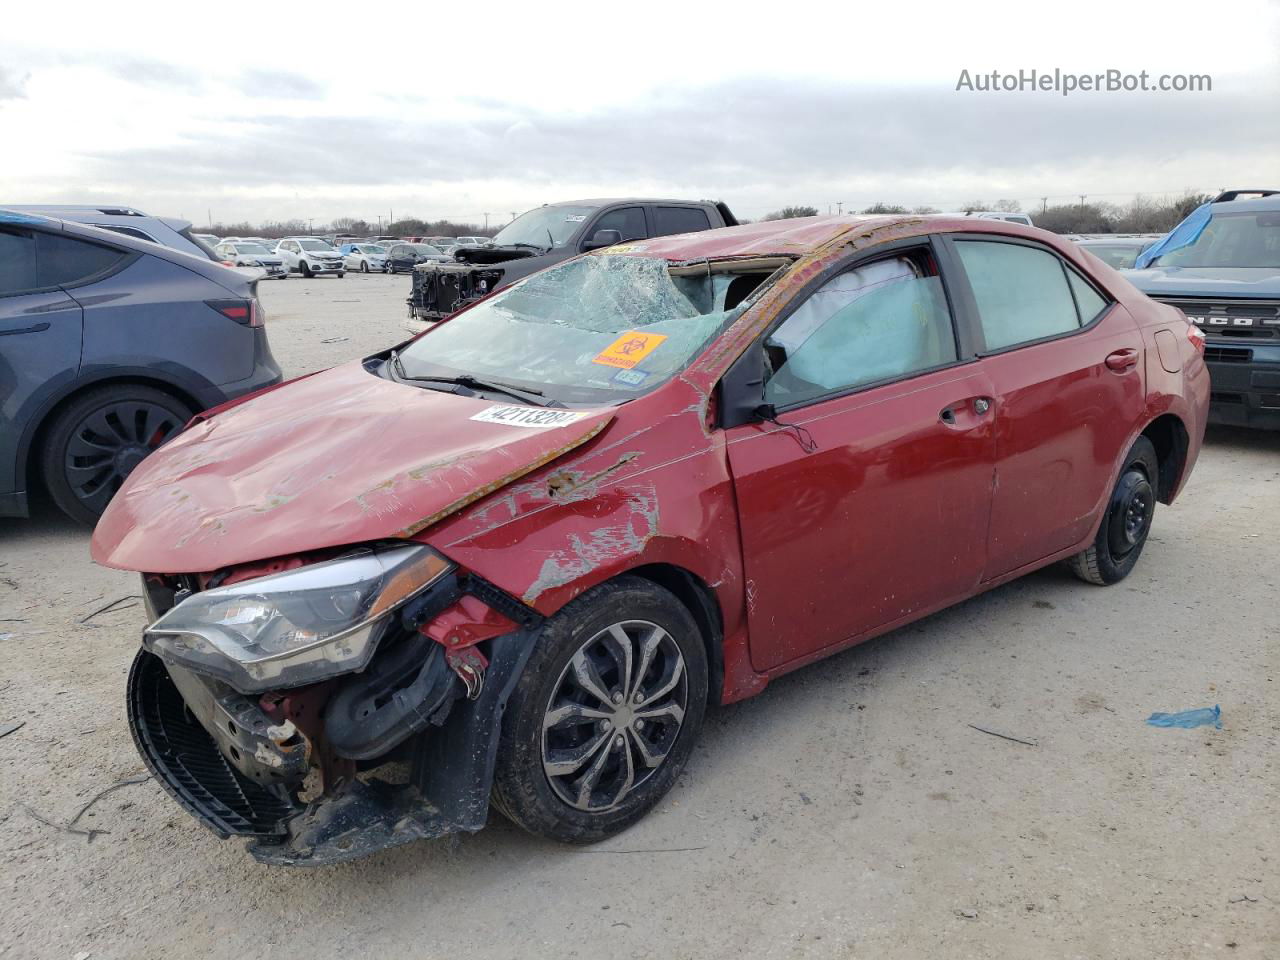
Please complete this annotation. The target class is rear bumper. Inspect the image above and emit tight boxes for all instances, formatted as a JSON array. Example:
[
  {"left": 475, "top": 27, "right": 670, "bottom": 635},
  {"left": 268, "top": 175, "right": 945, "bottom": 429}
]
[{"left": 1204, "top": 342, "right": 1280, "bottom": 429}]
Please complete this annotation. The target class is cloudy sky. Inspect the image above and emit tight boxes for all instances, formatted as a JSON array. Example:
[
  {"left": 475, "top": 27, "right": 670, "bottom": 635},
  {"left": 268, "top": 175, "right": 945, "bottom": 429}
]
[{"left": 2, "top": 0, "right": 1278, "bottom": 228}]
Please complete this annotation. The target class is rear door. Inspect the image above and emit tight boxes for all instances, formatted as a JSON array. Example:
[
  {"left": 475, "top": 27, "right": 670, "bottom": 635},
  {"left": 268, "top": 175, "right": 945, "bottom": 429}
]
[
  {"left": 725, "top": 240, "right": 997, "bottom": 672},
  {"left": 0, "top": 227, "right": 85, "bottom": 498},
  {"left": 940, "top": 235, "right": 1146, "bottom": 579}
]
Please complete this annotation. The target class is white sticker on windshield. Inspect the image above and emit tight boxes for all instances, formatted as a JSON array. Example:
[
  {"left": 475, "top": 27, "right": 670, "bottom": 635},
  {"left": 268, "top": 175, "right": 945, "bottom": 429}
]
[
  {"left": 470, "top": 405, "right": 591, "bottom": 429},
  {"left": 565, "top": 215, "right": 587, "bottom": 222}
]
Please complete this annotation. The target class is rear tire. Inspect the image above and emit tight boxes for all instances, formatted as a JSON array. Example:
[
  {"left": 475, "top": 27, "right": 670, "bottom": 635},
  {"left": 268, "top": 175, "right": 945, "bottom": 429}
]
[
  {"left": 40, "top": 385, "right": 193, "bottom": 525},
  {"left": 1067, "top": 436, "right": 1158, "bottom": 585},
  {"left": 492, "top": 576, "right": 708, "bottom": 844},
  {"left": 360, "top": 261, "right": 369, "bottom": 273}
]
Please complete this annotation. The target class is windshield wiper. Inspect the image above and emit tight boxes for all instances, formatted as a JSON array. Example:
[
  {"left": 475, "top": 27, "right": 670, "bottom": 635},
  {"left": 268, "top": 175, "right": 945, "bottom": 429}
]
[
  {"left": 509, "top": 241, "right": 546, "bottom": 251},
  {"left": 398, "top": 371, "right": 562, "bottom": 408}
]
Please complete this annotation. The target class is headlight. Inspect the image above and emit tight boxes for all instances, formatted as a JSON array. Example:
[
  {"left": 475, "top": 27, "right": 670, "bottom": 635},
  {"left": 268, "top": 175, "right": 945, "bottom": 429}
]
[{"left": 144, "top": 544, "right": 451, "bottom": 692}]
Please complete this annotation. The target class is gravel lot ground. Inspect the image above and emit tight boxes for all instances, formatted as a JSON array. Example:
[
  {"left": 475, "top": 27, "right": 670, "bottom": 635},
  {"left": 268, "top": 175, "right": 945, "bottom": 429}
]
[{"left": 2, "top": 272, "right": 1277, "bottom": 960}]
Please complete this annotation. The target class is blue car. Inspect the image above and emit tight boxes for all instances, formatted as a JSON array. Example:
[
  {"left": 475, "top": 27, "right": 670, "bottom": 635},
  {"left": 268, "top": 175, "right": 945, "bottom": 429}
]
[
  {"left": 0, "top": 209, "right": 282, "bottom": 523},
  {"left": 1124, "top": 189, "right": 1280, "bottom": 429}
]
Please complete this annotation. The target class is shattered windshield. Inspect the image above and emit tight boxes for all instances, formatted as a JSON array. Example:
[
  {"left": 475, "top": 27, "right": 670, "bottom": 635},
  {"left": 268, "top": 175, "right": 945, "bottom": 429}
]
[
  {"left": 492, "top": 205, "right": 596, "bottom": 250},
  {"left": 397, "top": 255, "right": 767, "bottom": 405},
  {"left": 1152, "top": 212, "right": 1280, "bottom": 269}
]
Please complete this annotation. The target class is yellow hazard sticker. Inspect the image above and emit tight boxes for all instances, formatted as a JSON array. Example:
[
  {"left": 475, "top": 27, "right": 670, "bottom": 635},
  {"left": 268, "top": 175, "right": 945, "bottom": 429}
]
[{"left": 592, "top": 331, "right": 668, "bottom": 369}]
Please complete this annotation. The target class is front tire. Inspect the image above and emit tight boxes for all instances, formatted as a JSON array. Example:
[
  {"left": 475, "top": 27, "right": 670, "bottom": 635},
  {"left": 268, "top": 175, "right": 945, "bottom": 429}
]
[
  {"left": 300, "top": 262, "right": 313, "bottom": 278},
  {"left": 360, "top": 261, "right": 369, "bottom": 273},
  {"left": 492, "top": 576, "right": 708, "bottom": 844},
  {"left": 1067, "top": 436, "right": 1158, "bottom": 585},
  {"left": 41, "top": 385, "right": 193, "bottom": 525}
]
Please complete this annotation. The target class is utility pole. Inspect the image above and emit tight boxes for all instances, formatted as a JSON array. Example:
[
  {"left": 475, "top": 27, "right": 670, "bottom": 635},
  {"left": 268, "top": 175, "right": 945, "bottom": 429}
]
[
  {"left": 207, "top": 208, "right": 212, "bottom": 229},
  {"left": 837, "top": 201, "right": 843, "bottom": 215},
  {"left": 484, "top": 212, "right": 489, "bottom": 230},
  {"left": 1041, "top": 197, "right": 1048, "bottom": 214},
  {"left": 1078, "top": 194, "right": 1087, "bottom": 211},
  {"left": 510, "top": 212, "right": 517, "bottom": 224},
  {"left": 308, "top": 218, "right": 313, "bottom": 234}
]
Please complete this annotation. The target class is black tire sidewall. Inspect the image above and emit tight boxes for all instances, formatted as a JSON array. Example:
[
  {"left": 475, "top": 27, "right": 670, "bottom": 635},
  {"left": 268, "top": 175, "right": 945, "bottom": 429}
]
[
  {"left": 1092, "top": 436, "right": 1159, "bottom": 583},
  {"left": 493, "top": 576, "right": 708, "bottom": 843},
  {"left": 40, "top": 385, "right": 193, "bottom": 525}
]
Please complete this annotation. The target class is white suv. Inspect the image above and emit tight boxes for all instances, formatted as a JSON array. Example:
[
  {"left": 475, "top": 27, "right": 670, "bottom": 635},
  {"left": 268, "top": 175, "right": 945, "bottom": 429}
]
[{"left": 274, "top": 237, "right": 345, "bottom": 278}]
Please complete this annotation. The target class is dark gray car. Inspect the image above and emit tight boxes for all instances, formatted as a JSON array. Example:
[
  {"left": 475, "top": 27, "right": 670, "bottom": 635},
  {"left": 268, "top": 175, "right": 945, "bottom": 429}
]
[
  {"left": 408, "top": 198, "right": 736, "bottom": 321},
  {"left": 0, "top": 209, "right": 282, "bottom": 523}
]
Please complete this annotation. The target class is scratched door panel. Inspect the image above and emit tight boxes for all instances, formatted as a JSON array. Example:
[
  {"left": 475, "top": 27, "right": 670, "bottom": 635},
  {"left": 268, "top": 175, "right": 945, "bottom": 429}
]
[{"left": 726, "top": 366, "right": 996, "bottom": 673}]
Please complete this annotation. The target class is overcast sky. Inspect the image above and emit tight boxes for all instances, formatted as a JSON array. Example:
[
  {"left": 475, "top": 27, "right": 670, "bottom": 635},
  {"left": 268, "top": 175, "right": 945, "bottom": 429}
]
[{"left": 2, "top": 0, "right": 1278, "bottom": 227}]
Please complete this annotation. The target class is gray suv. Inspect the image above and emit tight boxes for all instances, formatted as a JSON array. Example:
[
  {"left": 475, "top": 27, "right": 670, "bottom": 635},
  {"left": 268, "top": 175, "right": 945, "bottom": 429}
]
[
  {"left": 0, "top": 209, "right": 282, "bottom": 523},
  {"left": 1124, "top": 189, "right": 1280, "bottom": 429}
]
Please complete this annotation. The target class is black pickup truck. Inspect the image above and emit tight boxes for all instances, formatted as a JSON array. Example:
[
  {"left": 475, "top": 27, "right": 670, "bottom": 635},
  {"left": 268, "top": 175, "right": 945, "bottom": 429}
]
[{"left": 408, "top": 198, "right": 737, "bottom": 321}]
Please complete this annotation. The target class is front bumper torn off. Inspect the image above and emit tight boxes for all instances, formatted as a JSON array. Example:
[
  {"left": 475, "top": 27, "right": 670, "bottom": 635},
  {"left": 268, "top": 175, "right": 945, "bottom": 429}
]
[{"left": 127, "top": 625, "right": 538, "bottom": 866}]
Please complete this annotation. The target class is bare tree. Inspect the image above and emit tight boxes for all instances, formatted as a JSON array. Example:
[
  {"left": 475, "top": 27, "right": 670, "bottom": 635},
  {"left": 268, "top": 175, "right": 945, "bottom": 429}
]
[
  {"left": 860, "top": 203, "right": 908, "bottom": 214},
  {"left": 764, "top": 206, "right": 819, "bottom": 220}
]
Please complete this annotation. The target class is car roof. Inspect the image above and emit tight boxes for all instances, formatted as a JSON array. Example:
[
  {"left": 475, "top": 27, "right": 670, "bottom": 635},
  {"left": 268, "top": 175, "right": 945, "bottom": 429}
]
[
  {"left": 600, "top": 214, "right": 1047, "bottom": 261},
  {"left": 0, "top": 206, "right": 249, "bottom": 291},
  {"left": 1209, "top": 194, "right": 1280, "bottom": 213}
]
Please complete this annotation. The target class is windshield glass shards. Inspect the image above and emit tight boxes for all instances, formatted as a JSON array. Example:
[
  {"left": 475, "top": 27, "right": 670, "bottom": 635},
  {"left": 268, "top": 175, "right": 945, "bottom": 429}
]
[{"left": 396, "top": 255, "right": 781, "bottom": 405}]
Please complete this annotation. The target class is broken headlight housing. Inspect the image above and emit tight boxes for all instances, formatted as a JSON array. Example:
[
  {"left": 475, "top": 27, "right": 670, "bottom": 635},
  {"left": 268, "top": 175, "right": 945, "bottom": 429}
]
[{"left": 144, "top": 544, "right": 452, "bottom": 693}]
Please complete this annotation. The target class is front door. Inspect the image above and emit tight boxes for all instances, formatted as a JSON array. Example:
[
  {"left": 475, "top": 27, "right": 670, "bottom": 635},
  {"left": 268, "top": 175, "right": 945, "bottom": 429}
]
[{"left": 725, "top": 245, "right": 997, "bottom": 672}]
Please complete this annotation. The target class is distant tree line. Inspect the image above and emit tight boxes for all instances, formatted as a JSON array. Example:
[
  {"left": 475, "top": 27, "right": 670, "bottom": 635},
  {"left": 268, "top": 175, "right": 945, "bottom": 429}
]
[
  {"left": 195, "top": 216, "right": 498, "bottom": 239},
  {"left": 760, "top": 193, "right": 1210, "bottom": 234}
]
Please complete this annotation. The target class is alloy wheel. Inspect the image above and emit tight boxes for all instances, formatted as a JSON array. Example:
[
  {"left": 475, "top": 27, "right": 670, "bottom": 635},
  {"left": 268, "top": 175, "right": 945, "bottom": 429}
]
[
  {"left": 63, "top": 401, "right": 184, "bottom": 515},
  {"left": 541, "top": 620, "right": 688, "bottom": 812}
]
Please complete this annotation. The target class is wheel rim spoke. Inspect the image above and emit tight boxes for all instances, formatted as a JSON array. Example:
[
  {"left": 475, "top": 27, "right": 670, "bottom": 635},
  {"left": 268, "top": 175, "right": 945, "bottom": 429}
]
[
  {"left": 569, "top": 650, "right": 614, "bottom": 707},
  {"left": 543, "top": 701, "right": 611, "bottom": 732},
  {"left": 545, "top": 729, "right": 611, "bottom": 777},
  {"left": 629, "top": 626, "right": 665, "bottom": 701},
  {"left": 604, "top": 624, "right": 634, "bottom": 699}
]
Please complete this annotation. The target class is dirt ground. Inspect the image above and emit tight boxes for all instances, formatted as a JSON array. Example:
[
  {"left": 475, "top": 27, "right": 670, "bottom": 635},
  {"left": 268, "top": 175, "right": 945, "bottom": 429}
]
[{"left": 2, "top": 273, "right": 1276, "bottom": 960}]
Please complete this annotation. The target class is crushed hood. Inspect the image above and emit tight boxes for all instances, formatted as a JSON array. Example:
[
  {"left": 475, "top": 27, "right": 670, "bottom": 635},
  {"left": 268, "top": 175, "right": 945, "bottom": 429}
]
[{"left": 91, "top": 360, "right": 614, "bottom": 573}]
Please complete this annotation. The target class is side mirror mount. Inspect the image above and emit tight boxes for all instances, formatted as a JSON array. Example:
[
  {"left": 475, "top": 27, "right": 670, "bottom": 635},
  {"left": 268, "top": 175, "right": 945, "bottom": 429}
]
[
  {"left": 582, "top": 228, "right": 623, "bottom": 251},
  {"left": 717, "top": 344, "right": 770, "bottom": 429}
]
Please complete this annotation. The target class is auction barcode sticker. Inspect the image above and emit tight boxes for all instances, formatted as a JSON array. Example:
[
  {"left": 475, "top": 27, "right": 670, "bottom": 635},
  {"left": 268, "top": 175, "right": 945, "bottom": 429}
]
[{"left": 470, "top": 405, "right": 591, "bottom": 428}]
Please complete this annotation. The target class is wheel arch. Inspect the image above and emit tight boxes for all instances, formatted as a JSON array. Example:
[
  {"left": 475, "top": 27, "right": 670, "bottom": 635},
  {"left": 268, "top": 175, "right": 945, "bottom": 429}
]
[
  {"left": 626, "top": 563, "right": 725, "bottom": 707},
  {"left": 1139, "top": 413, "right": 1190, "bottom": 504}
]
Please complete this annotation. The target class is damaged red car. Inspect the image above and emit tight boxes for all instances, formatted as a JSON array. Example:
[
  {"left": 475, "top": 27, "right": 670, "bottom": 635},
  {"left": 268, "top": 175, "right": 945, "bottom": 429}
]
[{"left": 92, "top": 215, "right": 1209, "bottom": 865}]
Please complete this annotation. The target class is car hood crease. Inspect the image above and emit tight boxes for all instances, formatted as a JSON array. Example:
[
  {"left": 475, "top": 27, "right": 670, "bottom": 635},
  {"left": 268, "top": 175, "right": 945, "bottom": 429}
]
[{"left": 90, "top": 360, "right": 614, "bottom": 573}]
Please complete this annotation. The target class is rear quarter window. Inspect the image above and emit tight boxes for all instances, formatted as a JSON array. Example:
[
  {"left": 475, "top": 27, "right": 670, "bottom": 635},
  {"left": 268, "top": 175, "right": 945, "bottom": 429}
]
[{"left": 654, "top": 206, "right": 712, "bottom": 236}]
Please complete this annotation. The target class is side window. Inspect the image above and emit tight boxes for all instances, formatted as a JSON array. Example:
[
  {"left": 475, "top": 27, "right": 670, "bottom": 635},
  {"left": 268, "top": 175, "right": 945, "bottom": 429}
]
[
  {"left": 763, "top": 254, "right": 958, "bottom": 407},
  {"left": 1066, "top": 266, "right": 1109, "bottom": 324},
  {"left": 653, "top": 206, "right": 711, "bottom": 236},
  {"left": 590, "top": 206, "right": 647, "bottom": 243},
  {"left": 0, "top": 229, "right": 39, "bottom": 296},
  {"left": 36, "top": 233, "right": 127, "bottom": 287},
  {"left": 955, "top": 241, "right": 1080, "bottom": 351}
]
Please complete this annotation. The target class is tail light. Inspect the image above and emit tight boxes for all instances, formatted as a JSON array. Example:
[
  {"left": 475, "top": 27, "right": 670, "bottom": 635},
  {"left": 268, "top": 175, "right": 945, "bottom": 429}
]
[
  {"left": 206, "top": 298, "right": 262, "bottom": 327},
  {"left": 1187, "top": 323, "right": 1206, "bottom": 354}
]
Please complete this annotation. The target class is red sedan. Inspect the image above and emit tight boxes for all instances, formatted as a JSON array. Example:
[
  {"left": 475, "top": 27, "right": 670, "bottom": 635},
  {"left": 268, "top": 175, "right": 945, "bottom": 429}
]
[{"left": 93, "top": 215, "right": 1209, "bottom": 864}]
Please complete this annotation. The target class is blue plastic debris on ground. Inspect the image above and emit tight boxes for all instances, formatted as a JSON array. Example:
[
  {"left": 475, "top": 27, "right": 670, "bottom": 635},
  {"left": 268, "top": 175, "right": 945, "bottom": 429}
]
[{"left": 1146, "top": 704, "right": 1222, "bottom": 729}]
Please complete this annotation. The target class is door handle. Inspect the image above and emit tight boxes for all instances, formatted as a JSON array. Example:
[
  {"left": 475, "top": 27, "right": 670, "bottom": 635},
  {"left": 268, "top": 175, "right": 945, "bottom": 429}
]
[
  {"left": 1105, "top": 348, "right": 1139, "bottom": 371},
  {"left": 940, "top": 397, "right": 992, "bottom": 426}
]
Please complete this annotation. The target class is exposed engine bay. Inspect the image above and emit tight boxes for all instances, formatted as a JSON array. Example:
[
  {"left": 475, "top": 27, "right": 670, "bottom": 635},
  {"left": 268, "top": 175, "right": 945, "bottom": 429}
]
[{"left": 129, "top": 552, "right": 543, "bottom": 866}]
